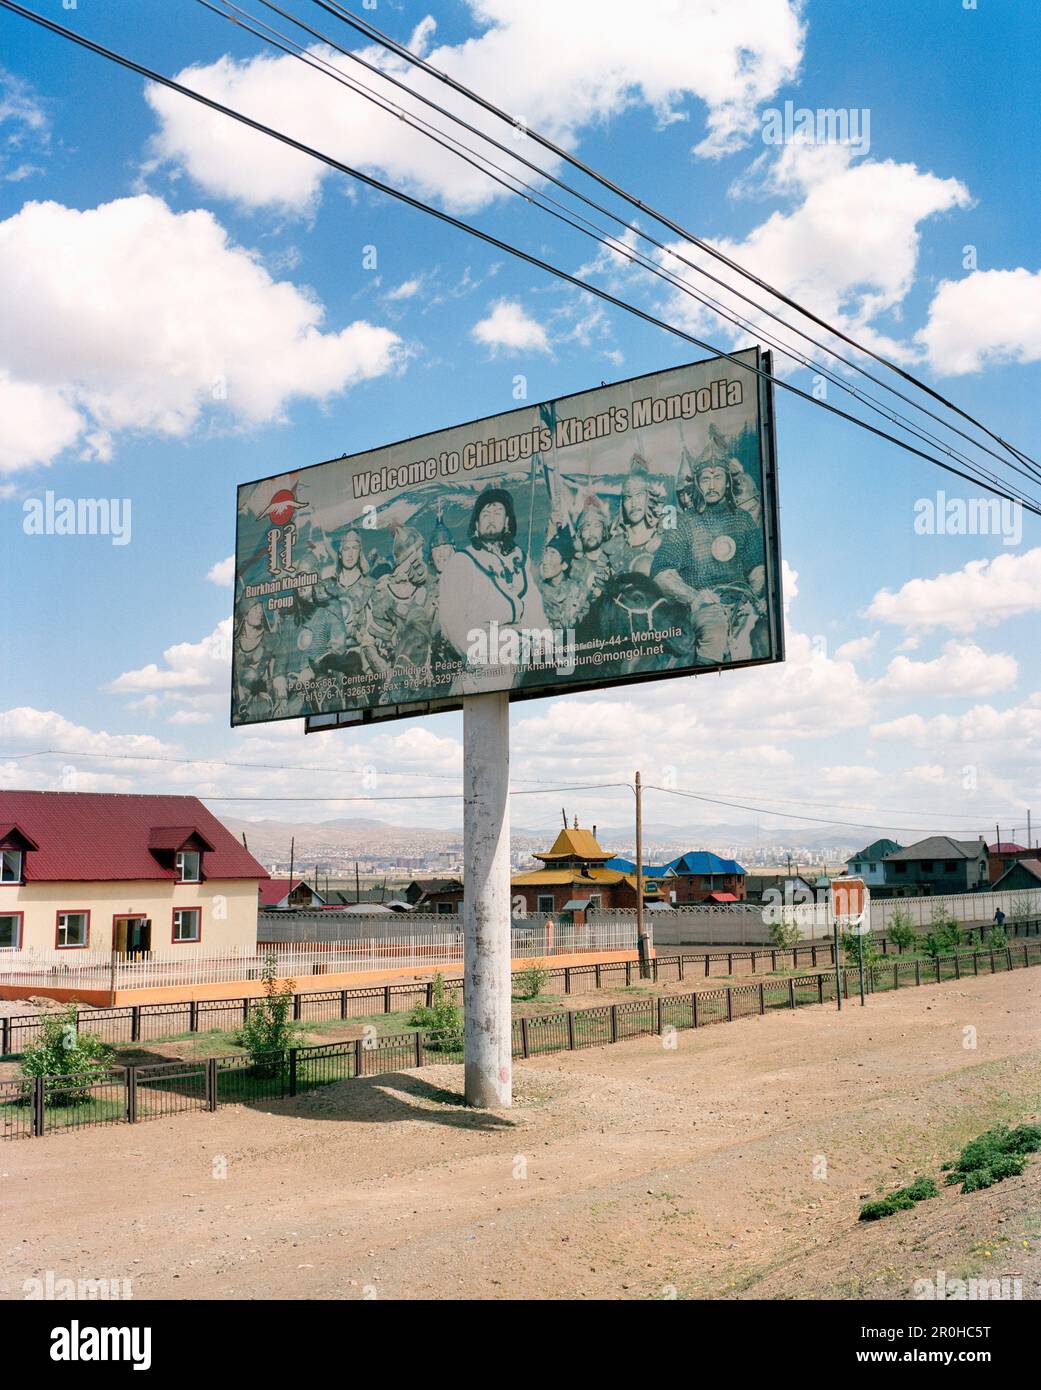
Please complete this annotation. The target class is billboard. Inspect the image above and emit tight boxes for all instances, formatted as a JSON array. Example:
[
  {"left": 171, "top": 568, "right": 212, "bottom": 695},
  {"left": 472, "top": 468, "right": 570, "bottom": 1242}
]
[{"left": 232, "top": 346, "right": 783, "bottom": 728}]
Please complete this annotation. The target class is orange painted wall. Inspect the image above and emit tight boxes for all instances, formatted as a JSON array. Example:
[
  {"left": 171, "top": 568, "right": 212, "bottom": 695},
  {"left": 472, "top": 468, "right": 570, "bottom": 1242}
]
[{"left": 0, "top": 949, "right": 648, "bottom": 1007}]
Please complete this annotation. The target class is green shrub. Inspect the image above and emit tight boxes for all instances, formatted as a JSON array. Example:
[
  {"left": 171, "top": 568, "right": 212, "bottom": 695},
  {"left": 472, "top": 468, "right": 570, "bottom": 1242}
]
[
  {"left": 841, "top": 927, "right": 880, "bottom": 969},
  {"left": 984, "top": 922, "right": 1008, "bottom": 950},
  {"left": 19, "top": 1004, "right": 114, "bottom": 1106},
  {"left": 923, "top": 912, "right": 963, "bottom": 958},
  {"left": 767, "top": 917, "right": 802, "bottom": 952},
  {"left": 517, "top": 958, "right": 550, "bottom": 1000},
  {"left": 858, "top": 1174, "right": 938, "bottom": 1221},
  {"left": 942, "top": 1124, "right": 1041, "bottom": 1193},
  {"left": 237, "top": 953, "right": 299, "bottom": 1077},
  {"left": 409, "top": 972, "right": 463, "bottom": 1052},
  {"left": 887, "top": 910, "right": 917, "bottom": 952}
]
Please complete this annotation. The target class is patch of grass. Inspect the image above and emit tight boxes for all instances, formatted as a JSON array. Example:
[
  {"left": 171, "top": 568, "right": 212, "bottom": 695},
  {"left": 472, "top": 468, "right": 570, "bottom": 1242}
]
[
  {"left": 942, "top": 1124, "right": 1041, "bottom": 1194},
  {"left": 859, "top": 1175, "right": 938, "bottom": 1222}
]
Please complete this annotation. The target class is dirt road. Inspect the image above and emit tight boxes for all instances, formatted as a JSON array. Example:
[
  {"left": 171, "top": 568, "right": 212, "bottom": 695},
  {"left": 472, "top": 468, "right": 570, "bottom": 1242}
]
[{"left": 3, "top": 968, "right": 1040, "bottom": 1300}]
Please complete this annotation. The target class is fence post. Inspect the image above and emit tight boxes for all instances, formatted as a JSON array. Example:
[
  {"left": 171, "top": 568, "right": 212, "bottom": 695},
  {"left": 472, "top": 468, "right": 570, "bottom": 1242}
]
[
  {"left": 1024, "top": 945, "right": 1030, "bottom": 968},
  {"left": 353, "top": 1037, "right": 363, "bottom": 1078},
  {"left": 243, "top": 997, "right": 250, "bottom": 1025},
  {"left": 383, "top": 985, "right": 392, "bottom": 1013},
  {"left": 293, "top": 993, "right": 302, "bottom": 1022},
  {"left": 915, "top": 959, "right": 921, "bottom": 986},
  {"left": 625, "top": 960, "right": 632, "bottom": 987},
  {"left": 973, "top": 952, "right": 979, "bottom": 977},
  {"left": 811, "top": 946, "right": 817, "bottom": 969},
  {"left": 566, "top": 1011, "right": 576, "bottom": 1050},
  {"left": 340, "top": 990, "right": 348, "bottom": 1020},
  {"left": 414, "top": 1032, "right": 423, "bottom": 1068},
  {"left": 788, "top": 978, "right": 796, "bottom": 1009},
  {"left": 727, "top": 952, "right": 733, "bottom": 974},
  {"left": 1006, "top": 947, "right": 1013, "bottom": 971},
  {"left": 131, "top": 1006, "right": 141, "bottom": 1043},
  {"left": 521, "top": 1016, "right": 531, "bottom": 1057},
  {"left": 990, "top": 951, "right": 996, "bottom": 974},
  {"left": 818, "top": 975, "right": 824, "bottom": 1004},
  {"left": 758, "top": 983, "right": 765, "bottom": 1015},
  {"left": 692, "top": 992, "right": 700, "bottom": 1028},
  {"left": 609, "top": 1006, "right": 618, "bottom": 1044},
  {"left": 288, "top": 1048, "right": 298, "bottom": 1097},
  {"left": 771, "top": 949, "right": 777, "bottom": 971},
  {"left": 726, "top": 988, "right": 733, "bottom": 1023},
  {"left": 189, "top": 1000, "right": 198, "bottom": 1034},
  {"left": 677, "top": 955, "right": 685, "bottom": 982},
  {"left": 32, "top": 1076, "right": 45, "bottom": 1136},
  {"left": 206, "top": 1057, "right": 217, "bottom": 1112},
  {"left": 954, "top": 954, "right": 961, "bottom": 979},
  {"left": 935, "top": 959, "right": 941, "bottom": 983},
  {"left": 652, "top": 956, "right": 659, "bottom": 983},
  {"left": 126, "top": 1067, "right": 137, "bottom": 1125},
  {"left": 564, "top": 967, "right": 572, "bottom": 995},
  {"left": 656, "top": 997, "right": 664, "bottom": 1034},
  {"left": 704, "top": 954, "right": 710, "bottom": 978},
  {"left": 0, "top": 1015, "right": 8, "bottom": 1056},
  {"left": 893, "top": 963, "right": 899, "bottom": 990},
  {"left": 425, "top": 980, "right": 434, "bottom": 1008}
]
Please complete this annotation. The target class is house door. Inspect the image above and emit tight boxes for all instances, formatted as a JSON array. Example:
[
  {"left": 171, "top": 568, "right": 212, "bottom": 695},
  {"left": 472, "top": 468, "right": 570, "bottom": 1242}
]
[{"left": 114, "top": 917, "right": 151, "bottom": 957}]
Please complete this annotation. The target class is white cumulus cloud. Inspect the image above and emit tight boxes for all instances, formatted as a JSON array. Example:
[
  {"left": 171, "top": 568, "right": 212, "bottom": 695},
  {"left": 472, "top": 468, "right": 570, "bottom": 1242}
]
[
  {"left": 918, "top": 267, "right": 1041, "bottom": 374},
  {"left": 472, "top": 299, "right": 550, "bottom": 354},
  {"left": 866, "top": 548, "right": 1041, "bottom": 633},
  {"left": 0, "top": 195, "right": 403, "bottom": 472}
]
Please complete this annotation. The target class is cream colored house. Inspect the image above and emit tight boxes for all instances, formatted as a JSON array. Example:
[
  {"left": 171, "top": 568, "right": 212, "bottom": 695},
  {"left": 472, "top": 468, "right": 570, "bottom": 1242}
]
[{"left": 0, "top": 790, "right": 267, "bottom": 956}]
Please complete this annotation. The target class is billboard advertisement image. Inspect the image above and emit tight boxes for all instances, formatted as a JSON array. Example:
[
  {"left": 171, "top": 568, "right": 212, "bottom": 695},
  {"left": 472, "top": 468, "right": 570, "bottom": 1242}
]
[{"left": 232, "top": 346, "right": 783, "bottom": 728}]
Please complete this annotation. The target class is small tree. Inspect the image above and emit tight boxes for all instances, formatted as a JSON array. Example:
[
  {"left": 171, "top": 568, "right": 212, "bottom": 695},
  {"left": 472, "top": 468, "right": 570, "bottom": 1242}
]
[
  {"left": 841, "top": 927, "right": 880, "bottom": 971},
  {"left": 886, "top": 908, "right": 917, "bottom": 953},
  {"left": 922, "top": 907, "right": 963, "bottom": 958},
  {"left": 767, "top": 916, "right": 802, "bottom": 953},
  {"left": 409, "top": 972, "right": 463, "bottom": 1052},
  {"left": 237, "top": 953, "right": 299, "bottom": 1077},
  {"left": 985, "top": 921, "right": 1008, "bottom": 951},
  {"left": 19, "top": 1004, "right": 114, "bottom": 1106},
  {"left": 517, "top": 958, "right": 550, "bottom": 1001}
]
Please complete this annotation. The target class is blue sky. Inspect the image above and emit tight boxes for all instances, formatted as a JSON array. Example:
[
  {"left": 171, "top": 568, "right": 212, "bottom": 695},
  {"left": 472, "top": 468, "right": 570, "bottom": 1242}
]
[{"left": 0, "top": 0, "right": 1039, "bottom": 847}]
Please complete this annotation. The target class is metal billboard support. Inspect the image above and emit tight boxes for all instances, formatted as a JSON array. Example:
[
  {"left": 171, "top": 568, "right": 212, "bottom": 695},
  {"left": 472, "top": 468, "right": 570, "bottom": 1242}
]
[{"left": 462, "top": 691, "right": 512, "bottom": 1108}]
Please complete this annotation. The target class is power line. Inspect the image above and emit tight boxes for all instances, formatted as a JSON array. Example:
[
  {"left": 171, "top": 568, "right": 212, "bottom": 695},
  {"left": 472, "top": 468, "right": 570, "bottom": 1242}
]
[
  {"left": 311, "top": 0, "right": 1039, "bottom": 477},
  {"left": 646, "top": 782, "right": 992, "bottom": 838},
  {"left": 3, "top": 1, "right": 1036, "bottom": 517},
  {"left": 216, "top": 0, "right": 1041, "bottom": 495},
  {"left": 198, "top": 0, "right": 1040, "bottom": 505}
]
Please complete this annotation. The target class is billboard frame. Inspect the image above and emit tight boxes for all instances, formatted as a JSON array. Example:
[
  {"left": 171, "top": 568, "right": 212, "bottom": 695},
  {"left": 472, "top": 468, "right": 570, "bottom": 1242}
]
[{"left": 231, "top": 348, "right": 784, "bottom": 732}]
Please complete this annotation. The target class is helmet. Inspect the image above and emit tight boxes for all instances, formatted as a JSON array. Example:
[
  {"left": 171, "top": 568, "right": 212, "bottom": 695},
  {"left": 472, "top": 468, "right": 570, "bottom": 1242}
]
[{"left": 391, "top": 523, "right": 425, "bottom": 564}]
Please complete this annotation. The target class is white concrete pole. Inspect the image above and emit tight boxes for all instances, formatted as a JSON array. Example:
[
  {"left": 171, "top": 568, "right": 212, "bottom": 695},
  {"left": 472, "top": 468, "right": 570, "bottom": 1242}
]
[{"left": 462, "top": 690, "right": 512, "bottom": 1108}]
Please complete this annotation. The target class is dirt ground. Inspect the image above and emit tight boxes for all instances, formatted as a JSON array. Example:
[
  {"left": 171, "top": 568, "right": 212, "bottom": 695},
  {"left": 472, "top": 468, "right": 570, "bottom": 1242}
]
[{"left": 2, "top": 967, "right": 1040, "bottom": 1301}]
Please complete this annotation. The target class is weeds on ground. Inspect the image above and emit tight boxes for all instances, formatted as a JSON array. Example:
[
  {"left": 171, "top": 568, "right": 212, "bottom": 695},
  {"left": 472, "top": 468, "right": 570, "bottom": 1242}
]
[
  {"left": 942, "top": 1124, "right": 1041, "bottom": 1194},
  {"left": 408, "top": 972, "right": 463, "bottom": 1052},
  {"left": 859, "top": 1176, "right": 939, "bottom": 1222}
]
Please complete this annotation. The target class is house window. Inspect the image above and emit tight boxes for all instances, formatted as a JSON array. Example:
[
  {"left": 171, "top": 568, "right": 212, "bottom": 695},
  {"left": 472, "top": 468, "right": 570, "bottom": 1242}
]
[
  {"left": 944, "top": 861, "right": 956, "bottom": 873},
  {"left": 176, "top": 850, "right": 201, "bottom": 883},
  {"left": 0, "top": 850, "right": 23, "bottom": 883},
  {"left": 56, "top": 911, "right": 89, "bottom": 948},
  {"left": 869, "top": 863, "right": 877, "bottom": 873},
  {"left": 895, "top": 863, "right": 907, "bottom": 874},
  {"left": 172, "top": 907, "right": 201, "bottom": 943},
  {"left": 0, "top": 913, "right": 22, "bottom": 949},
  {"left": 436, "top": 902, "right": 453, "bottom": 915},
  {"left": 853, "top": 862, "right": 862, "bottom": 873},
  {"left": 588, "top": 895, "right": 602, "bottom": 912},
  {"left": 920, "top": 861, "right": 933, "bottom": 872},
  {"left": 537, "top": 894, "right": 554, "bottom": 914}
]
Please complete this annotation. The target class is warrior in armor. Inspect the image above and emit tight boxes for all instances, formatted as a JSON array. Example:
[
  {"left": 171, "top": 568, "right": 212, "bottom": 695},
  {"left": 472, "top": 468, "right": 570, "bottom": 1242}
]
[
  {"left": 538, "top": 526, "right": 583, "bottom": 631},
  {"left": 426, "top": 504, "right": 460, "bottom": 666},
  {"left": 365, "top": 523, "right": 435, "bottom": 679},
  {"left": 652, "top": 435, "right": 767, "bottom": 663},
  {"left": 233, "top": 601, "right": 276, "bottom": 720},
  {"left": 603, "top": 457, "right": 666, "bottom": 578},
  {"left": 569, "top": 498, "right": 614, "bottom": 624}
]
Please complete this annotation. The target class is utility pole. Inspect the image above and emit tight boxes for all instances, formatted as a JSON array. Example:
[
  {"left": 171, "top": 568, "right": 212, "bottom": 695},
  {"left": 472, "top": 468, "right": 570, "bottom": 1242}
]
[
  {"left": 355, "top": 860, "right": 360, "bottom": 905},
  {"left": 636, "top": 770, "right": 649, "bottom": 979},
  {"left": 463, "top": 692, "right": 512, "bottom": 1109},
  {"left": 288, "top": 836, "right": 295, "bottom": 894}
]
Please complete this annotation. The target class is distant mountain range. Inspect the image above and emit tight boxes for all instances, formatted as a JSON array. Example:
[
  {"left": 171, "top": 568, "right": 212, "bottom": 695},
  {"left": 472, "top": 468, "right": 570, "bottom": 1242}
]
[{"left": 215, "top": 811, "right": 873, "bottom": 864}]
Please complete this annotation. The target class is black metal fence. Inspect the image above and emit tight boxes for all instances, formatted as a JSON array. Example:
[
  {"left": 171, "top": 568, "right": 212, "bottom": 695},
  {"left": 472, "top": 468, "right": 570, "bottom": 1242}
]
[
  {"left": 6, "top": 916, "right": 1039, "bottom": 1061},
  {"left": 3, "top": 937, "right": 1040, "bottom": 1140}
]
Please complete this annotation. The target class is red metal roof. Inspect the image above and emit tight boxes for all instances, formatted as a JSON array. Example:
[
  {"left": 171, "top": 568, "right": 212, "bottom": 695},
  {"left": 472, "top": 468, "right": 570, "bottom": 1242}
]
[
  {"left": 0, "top": 791, "right": 268, "bottom": 883},
  {"left": 258, "top": 878, "right": 310, "bottom": 907},
  {"left": 989, "top": 842, "right": 1027, "bottom": 854}
]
